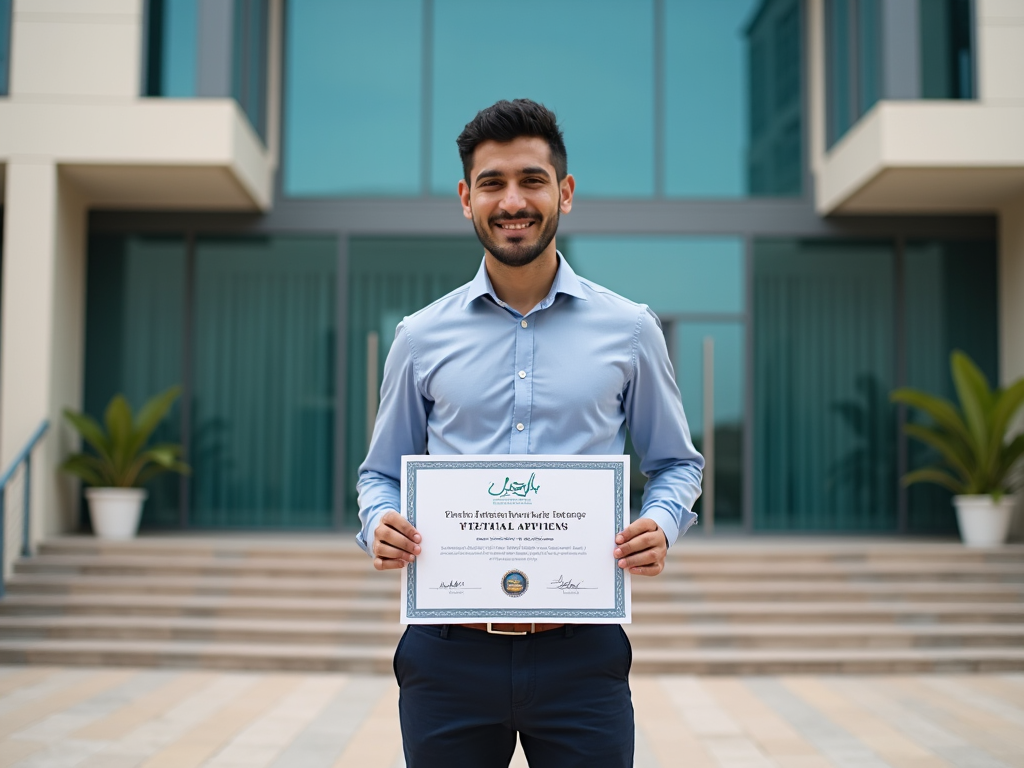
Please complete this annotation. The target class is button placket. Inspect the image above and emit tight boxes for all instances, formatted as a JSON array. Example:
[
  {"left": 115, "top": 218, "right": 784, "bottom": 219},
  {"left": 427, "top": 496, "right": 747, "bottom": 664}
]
[{"left": 510, "top": 315, "right": 534, "bottom": 451}]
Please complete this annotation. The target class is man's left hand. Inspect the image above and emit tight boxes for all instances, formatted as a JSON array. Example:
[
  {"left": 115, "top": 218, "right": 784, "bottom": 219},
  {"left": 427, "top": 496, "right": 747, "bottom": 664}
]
[{"left": 613, "top": 517, "right": 668, "bottom": 576}]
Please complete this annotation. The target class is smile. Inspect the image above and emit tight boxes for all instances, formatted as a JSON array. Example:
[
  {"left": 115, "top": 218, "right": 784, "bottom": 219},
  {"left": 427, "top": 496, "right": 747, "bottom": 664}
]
[{"left": 497, "top": 222, "right": 535, "bottom": 230}]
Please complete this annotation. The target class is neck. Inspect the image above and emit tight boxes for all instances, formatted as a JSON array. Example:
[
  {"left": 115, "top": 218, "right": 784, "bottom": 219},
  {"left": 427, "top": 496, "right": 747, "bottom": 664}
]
[{"left": 485, "top": 245, "right": 559, "bottom": 315}]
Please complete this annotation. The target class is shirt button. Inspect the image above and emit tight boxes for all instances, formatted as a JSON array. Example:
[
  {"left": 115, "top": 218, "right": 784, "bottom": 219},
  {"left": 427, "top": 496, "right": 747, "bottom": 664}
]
[
  {"left": 518, "top": 370, "right": 526, "bottom": 379},
  {"left": 516, "top": 423, "right": 525, "bottom": 431},
  {"left": 521, "top": 319, "right": 528, "bottom": 328}
]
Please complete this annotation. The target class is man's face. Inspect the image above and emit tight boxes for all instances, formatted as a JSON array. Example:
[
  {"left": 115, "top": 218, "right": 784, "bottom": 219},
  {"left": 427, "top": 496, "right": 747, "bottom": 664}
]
[{"left": 458, "top": 137, "right": 574, "bottom": 268}]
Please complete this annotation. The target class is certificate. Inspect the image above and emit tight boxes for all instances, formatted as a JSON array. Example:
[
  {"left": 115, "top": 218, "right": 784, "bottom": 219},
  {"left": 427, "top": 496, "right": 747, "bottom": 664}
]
[{"left": 400, "top": 455, "right": 630, "bottom": 624}]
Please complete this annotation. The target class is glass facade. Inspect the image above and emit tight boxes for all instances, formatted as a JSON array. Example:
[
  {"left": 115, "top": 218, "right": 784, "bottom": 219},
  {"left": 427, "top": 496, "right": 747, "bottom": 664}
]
[
  {"left": 86, "top": 235, "right": 337, "bottom": 529},
  {"left": 232, "top": 0, "right": 269, "bottom": 139},
  {"left": 920, "top": 0, "right": 975, "bottom": 99},
  {"left": 0, "top": 0, "right": 11, "bottom": 96},
  {"left": 284, "top": 0, "right": 803, "bottom": 199},
  {"left": 825, "top": 0, "right": 881, "bottom": 147},
  {"left": 145, "top": 0, "right": 198, "bottom": 98},
  {"left": 754, "top": 239, "right": 896, "bottom": 530},
  {"left": 904, "top": 239, "right": 997, "bottom": 532}
]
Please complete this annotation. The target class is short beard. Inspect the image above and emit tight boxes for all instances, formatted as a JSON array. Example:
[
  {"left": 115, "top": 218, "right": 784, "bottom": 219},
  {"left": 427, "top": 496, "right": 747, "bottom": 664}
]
[{"left": 473, "top": 209, "right": 560, "bottom": 268}]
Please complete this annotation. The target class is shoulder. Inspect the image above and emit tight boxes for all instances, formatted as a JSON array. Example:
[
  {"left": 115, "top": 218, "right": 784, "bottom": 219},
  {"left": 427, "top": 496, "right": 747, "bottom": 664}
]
[
  {"left": 575, "top": 275, "right": 661, "bottom": 330},
  {"left": 398, "top": 282, "right": 473, "bottom": 338}
]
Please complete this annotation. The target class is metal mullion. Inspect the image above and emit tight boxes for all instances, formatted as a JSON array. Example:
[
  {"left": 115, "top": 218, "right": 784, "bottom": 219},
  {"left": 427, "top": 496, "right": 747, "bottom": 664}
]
[
  {"left": 653, "top": 0, "right": 665, "bottom": 198},
  {"left": 742, "top": 235, "right": 755, "bottom": 533},
  {"left": 894, "top": 235, "right": 908, "bottom": 533},
  {"left": 179, "top": 231, "right": 196, "bottom": 529},
  {"left": 420, "top": 0, "right": 434, "bottom": 197}
]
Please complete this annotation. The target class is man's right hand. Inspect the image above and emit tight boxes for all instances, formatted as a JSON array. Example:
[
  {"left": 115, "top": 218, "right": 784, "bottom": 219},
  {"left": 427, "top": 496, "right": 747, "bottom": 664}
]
[{"left": 372, "top": 511, "right": 422, "bottom": 571}]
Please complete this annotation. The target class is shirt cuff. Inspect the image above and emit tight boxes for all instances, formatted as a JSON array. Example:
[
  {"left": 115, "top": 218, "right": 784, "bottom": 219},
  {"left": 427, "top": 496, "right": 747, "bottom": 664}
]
[
  {"left": 640, "top": 505, "right": 697, "bottom": 548},
  {"left": 355, "top": 509, "right": 387, "bottom": 556}
]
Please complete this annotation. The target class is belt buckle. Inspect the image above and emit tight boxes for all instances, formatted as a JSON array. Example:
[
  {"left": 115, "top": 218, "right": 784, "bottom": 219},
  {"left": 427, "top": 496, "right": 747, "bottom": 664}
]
[{"left": 487, "top": 622, "right": 534, "bottom": 636}]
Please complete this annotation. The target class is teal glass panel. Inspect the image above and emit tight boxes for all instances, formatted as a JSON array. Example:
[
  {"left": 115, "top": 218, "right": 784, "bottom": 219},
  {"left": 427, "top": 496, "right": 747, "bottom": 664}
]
[
  {"left": 431, "top": 0, "right": 655, "bottom": 198},
  {"left": 665, "top": 0, "right": 801, "bottom": 197},
  {"left": 674, "top": 322, "right": 745, "bottom": 525},
  {"left": 84, "top": 236, "right": 186, "bottom": 529},
  {"left": 746, "top": 0, "right": 803, "bottom": 196},
  {"left": 233, "top": 0, "right": 268, "bottom": 140},
  {"left": 858, "top": 0, "right": 881, "bottom": 115},
  {"left": 567, "top": 236, "right": 746, "bottom": 525},
  {"left": 145, "top": 0, "right": 198, "bottom": 97},
  {"left": 284, "top": 0, "right": 422, "bottom": 196},
  {"left": 0, "top": 0, "right": 11, "bottom": 95},
  {"left": 904, "top": 240, "right": 997, "bottom": 533},
  {"left": 568, "top": 237, "right": 744, "bottom": 315},
  {"left": 191, "top": 237, "right": 337, "bottom": 528},
  {"left": 754, "top": 239, "right": 897, "bottom": 531},
  {"left": 345, "top": 237, "right": 483, "bottom": 523},
  {"left": 920, "top": 0, "right": 975, "bottom": 99},
  {"left": 825, "top": 0, "right": 852, "bottom": 145}
]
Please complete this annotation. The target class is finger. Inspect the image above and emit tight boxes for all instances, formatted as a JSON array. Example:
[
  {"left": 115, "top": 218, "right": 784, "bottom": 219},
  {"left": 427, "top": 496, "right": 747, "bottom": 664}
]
[
  {"left": 616, "top": 547, "right": 663, "bottom": 570},
  {"left": 373, "top": 556, "right": 408, "bottom": 571},
  {"left": 626, "top": 561, "right": 664, "bottom": 577},
  {"left": 381, "top": 511, "right": 422, "bottom": 543},
  {"left": 613, "top": 531, "right": 665, "bottom": 558},
  {"left": 374, "top": 540, "right": 416, "bottom": 562},
  {"left": 615, "top": 517, "right": 657, "bottom": 545},
  {"left": 376, "top": 525, "right": 421, "bottom": 557}
]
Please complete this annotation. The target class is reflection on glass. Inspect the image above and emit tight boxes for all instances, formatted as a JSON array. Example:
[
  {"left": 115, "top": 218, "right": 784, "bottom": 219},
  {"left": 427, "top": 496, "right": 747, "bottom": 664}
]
[
  {"left": 568, "top": 237, "right": 744, "bottom": 315},
  {"left": 284, "top": 0, "right": 422, "bottom": 196},
  {"left": 905, "top": 240, "right": 997, "bottom": 532},
  {"left": 825, "top": 0, "right": 881, "bottom": 146},
  {"left": 145, "top": 0, "right": 198, "bottom": 97},
  {"left": 754, "top": 239, "right": 896, "bottom": 530},
  {"left": 84, "top": 237, "right": 186, "bottom": 528},
  {"left": 431, "top": 0, "right": 655, "bottom": 197},
  {"left": 920, "top": 0, "right": 975, "bottom": 99},
  {"left": 191, "top": 237, "right": 337, "bottom": 528},
  {"left": 346, "top": 237, "right": 483, "bottom": 524}
]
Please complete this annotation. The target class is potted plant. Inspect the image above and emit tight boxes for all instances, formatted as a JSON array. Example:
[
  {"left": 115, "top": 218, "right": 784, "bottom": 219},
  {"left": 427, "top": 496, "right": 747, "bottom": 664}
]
[
  {"left": 891, "top": 351, "right": 1024, "bottom": 547},
  {"left": 62, "top": 386, "right": 190, "bottom": 540}
]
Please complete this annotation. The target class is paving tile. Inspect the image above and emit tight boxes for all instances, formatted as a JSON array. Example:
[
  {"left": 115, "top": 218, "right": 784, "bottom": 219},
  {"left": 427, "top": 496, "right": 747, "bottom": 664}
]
[
  {"left": 331, "top": 682, "right": 402, "bottom": 767},
  {"left": 0, "top": 671, "right": 135, "bottom": 740},
  {"left": 632, "top": 676, "right": 716, "bottom": 767}
]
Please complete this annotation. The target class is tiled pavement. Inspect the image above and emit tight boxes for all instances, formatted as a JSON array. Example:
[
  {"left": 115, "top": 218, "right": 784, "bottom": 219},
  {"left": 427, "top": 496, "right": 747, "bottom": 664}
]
[{"left": 1, "top": 667, "right": 1022, "bottom": 767}]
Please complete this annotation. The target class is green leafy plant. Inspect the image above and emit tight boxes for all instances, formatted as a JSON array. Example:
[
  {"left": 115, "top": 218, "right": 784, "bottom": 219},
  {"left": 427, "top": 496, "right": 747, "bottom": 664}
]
[
  {"left": 61, "top": 386, "right": 191, "bottom": 488},
  {"left": 890, "top": 351, "right": 1024, "bottom": 500}
]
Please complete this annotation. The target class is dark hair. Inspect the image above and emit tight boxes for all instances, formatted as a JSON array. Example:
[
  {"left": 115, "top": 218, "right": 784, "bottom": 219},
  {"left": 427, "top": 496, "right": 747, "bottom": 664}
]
[{"left": 456, "top": 99, "right": 568, "bottom": 182}]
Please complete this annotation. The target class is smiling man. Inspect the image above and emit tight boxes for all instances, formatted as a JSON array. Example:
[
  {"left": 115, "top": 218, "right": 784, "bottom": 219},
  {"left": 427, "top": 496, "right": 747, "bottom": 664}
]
[{"left": 357, "top": 99, "right": 703, "bottom": 767}]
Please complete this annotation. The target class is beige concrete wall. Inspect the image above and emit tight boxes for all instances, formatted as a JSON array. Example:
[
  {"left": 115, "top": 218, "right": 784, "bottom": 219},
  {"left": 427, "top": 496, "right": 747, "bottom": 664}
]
[
  {"left": 0, "top": 161, "right": 86, "bottom": 563},
  {"left": 976, "top": 0, "right": 1024, "bottom": 106},
  {"left": 9, "top": 0, "right": 142, "bottom": 99}
]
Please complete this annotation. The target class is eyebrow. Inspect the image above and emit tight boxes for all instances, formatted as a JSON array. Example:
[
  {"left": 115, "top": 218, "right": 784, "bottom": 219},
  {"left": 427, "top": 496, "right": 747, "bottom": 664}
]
[{"left": 475, "top": 166, "right": 552, "bottom": 184}]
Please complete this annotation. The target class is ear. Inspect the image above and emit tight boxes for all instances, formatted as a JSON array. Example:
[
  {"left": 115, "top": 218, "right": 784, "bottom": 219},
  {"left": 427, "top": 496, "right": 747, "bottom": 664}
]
[
  {"left": 559, "top": 174, "right": 575, "bottom": 215},
  {"left": 458, "top": 179, "right": 473, "bottom": 220}
]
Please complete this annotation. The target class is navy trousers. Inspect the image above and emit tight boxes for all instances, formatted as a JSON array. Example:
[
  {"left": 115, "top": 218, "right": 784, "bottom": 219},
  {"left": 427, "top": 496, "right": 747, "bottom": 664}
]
[{"left": 393, "top": 623, "right": 634, "bottom": 768}]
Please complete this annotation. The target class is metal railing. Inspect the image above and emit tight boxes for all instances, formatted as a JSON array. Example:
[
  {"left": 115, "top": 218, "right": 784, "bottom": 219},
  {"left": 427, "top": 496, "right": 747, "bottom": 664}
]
[{"left": 0, "top": 420, "right": 49, "bottom": 598}]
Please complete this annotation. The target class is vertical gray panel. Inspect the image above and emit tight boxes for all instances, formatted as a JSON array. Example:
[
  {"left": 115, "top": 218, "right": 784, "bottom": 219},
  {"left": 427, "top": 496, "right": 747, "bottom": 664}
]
[
  {"left": 882, "top": 0, "right": 920, "bottom": 99},
  {"left": 197, "top": 0, "right": 234, "bottom": 97},
  {"left": 334, "top": 234, "right": 349, "bottom": 530},
  {"left": 743, "top": 236, "right": 754, "bottom": 532}
]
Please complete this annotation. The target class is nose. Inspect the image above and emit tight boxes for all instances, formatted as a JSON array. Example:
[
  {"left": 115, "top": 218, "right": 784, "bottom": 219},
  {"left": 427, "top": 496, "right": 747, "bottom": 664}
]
[{"left": 499, "top": 183, "right": 526, "bottom": 214}]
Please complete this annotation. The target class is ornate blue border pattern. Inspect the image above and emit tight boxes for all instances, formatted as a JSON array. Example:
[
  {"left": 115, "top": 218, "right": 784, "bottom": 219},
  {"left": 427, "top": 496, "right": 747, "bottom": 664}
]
[{"left": 404, "top": 459, "right": 627, "bottom": 620}]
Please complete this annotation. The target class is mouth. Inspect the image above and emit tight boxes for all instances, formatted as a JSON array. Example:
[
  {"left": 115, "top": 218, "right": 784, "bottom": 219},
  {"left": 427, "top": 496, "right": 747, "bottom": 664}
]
[{"left": 492, "top": 219, "right": 538, "bottom": 233}]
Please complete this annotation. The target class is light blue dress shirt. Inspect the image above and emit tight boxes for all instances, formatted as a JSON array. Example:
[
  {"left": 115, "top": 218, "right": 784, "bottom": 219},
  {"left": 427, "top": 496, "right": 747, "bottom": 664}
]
[{"left": 356, "top": 253, "right": 703, "bottom": 554}]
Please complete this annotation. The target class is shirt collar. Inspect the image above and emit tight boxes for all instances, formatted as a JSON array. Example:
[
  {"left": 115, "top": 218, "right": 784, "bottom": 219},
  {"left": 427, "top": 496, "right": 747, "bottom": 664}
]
[{"left": 462, "top": 251, "right": 588, "bottom": 311}]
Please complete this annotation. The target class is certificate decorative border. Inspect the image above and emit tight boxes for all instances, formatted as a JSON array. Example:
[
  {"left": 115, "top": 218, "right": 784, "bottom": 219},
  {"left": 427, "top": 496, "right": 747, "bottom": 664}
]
[{"left": 404, "top": 459, "right": 627, "bottom": 620}]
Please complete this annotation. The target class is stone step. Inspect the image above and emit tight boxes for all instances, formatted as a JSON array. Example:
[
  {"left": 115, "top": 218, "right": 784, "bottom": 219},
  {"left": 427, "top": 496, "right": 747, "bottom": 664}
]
[
  {"left": 2, "top": 615, "right": 1022, "bottom": 650},
  {"left": 15, "top": 553, "right": 1024, "bottom": 583},
  {"left": 2, "top": 592, "right": 1023, "bottom": 624},
  {"left": 7, "top": 573, "right": 1023, "bottom": 604},
  {"left": 0, "top": 637, "right": 1021, "bottom": 674}
]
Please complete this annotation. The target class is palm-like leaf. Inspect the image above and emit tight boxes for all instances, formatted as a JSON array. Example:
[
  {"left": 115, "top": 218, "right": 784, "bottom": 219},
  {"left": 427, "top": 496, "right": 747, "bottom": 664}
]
[
  {"left": 62, "top": 387, "right": 189, "bottom": 489},
  {"left": 893, "top": 351, "right": 1024, "bottom": 498}
]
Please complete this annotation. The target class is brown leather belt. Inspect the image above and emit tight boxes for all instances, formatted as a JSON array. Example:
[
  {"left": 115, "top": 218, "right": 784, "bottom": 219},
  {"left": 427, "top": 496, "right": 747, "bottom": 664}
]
[{"left": 457, "top": 623, "right": 566, "bottom": 636}]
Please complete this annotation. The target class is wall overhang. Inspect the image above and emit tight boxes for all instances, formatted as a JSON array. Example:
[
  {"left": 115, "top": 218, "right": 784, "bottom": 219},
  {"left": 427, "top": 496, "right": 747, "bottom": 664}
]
[
  {"left": 816, "top": 101, "right": 1024, "bottom": 215},
  {"left": 0, "top": 99, "right": 274, "bottom": 210}
]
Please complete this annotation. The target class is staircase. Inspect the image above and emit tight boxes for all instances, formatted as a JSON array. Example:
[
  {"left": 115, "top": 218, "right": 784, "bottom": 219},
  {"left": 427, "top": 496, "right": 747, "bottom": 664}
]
[{"left": 0, "top": 536, "right": 1022, "bottom": 674}]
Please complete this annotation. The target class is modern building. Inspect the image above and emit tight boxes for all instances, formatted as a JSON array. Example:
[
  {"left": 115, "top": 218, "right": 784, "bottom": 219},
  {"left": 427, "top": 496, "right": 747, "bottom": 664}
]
[{"left": 1, "top": 0, "right": 1022, "bottom": 568}]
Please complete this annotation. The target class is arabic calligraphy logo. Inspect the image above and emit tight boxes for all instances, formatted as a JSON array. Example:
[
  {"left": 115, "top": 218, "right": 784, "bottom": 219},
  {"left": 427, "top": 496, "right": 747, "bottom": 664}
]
[
  {"left": 501, "top": 570, "right": 529, "bottom": 597},
  {"left": 488, "top": 472, "right": 541, "bottom": 498}
]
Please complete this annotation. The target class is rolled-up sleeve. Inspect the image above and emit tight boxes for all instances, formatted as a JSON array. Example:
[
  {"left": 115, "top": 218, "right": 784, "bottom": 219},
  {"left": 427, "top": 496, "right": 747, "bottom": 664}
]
[
  {"left": 355, "top": 324, "right": 429, "bottom": 554},
  {"left": 623, "top": 307, "right": 704, "bottom": 546}
]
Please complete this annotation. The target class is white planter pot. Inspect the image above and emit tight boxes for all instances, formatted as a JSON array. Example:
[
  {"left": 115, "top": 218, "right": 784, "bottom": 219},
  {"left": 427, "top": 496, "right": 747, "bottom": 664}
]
[
  {"left": 85, "top": 488, "right": 147, "bottom": 541},
  {"left": 952, "top": 494, "right": 1016, "bottom": 548}
]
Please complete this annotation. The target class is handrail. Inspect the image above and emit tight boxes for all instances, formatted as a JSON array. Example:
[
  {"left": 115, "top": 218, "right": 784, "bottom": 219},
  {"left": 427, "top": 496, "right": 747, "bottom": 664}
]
[{"left": 0, "top": 420, "right": 50, "bottom": 598}]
